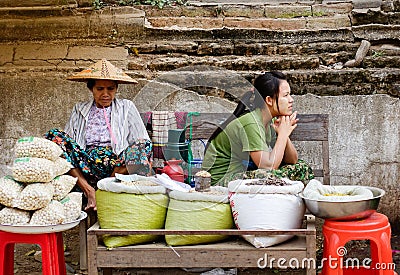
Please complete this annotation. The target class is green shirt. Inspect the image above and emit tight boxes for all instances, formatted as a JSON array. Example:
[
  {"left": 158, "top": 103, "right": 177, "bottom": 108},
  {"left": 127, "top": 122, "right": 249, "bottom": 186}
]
[{"left": 202, "top": 109, "right": 275, "bottom": 185}]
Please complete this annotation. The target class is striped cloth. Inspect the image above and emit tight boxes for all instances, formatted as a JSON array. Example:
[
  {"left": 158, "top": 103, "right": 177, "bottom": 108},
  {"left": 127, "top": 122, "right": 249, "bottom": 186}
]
[{"left": 151, "top": 111, "right": 177, "bottom": 167}]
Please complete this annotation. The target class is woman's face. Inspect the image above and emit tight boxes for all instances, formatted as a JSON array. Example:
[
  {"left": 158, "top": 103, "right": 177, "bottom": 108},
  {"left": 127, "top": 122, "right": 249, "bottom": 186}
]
[
  {"left": 91, "top": 80, "right": 117, "bottom": 108},
  {"left": 273, "top": 80, "right": 294, "bottom": 116}
]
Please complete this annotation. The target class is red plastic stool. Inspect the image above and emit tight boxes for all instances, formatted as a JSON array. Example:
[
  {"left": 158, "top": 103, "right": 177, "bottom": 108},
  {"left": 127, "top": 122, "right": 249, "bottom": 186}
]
[
  {"left": 321, "top": 212, "right": 397, "bottom": 275},
  {"left": 0, "top": 230, "right": 66, "bottom": 275}
]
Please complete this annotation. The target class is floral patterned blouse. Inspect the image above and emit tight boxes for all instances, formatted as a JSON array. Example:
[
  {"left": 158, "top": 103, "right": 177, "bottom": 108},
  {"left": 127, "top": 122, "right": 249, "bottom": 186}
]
[{"left": 85, "top": 103, "right": 112, "bottom": 147}]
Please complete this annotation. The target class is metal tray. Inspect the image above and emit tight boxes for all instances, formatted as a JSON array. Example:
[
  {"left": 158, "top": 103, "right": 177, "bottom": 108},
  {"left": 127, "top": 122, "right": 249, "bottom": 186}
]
[{"left": 0, "top": 211, "right": 87, "bottom": 234}]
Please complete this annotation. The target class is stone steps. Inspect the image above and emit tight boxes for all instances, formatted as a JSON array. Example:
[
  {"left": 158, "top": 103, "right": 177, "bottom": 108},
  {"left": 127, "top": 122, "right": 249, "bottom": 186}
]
[
  {"left": 126, "top": 40, "right": 359, "bottom": 56},
  {"left": 127, "top": 68, "right": 400, "bottom": 98},
  {"left": 145, "top": 15, "right": 351, "bottom": 30}
]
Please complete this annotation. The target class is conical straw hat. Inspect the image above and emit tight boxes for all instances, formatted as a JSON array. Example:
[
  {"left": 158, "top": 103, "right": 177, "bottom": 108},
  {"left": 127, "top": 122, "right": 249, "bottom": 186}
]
[{"left": 66, "top": 58, "right": 138, "bottom": 84}]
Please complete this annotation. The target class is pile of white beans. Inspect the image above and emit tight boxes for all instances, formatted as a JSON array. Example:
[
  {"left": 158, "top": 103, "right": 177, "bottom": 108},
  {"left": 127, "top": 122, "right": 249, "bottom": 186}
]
[
  {"left": 0, "top": 176, "right": 23, "bottom": 208},
  {"left": 12, "top": 157, "right": 56, "bottom": 183},
  {"left": 61, "top": 192, "right": 82, "bottom": 223},
  {"left": 0, "top": 207, "right": 30, "bottom": 225},
  {"left": 0, "top": 136, "right": 82, "bottom": 226},
  {"left": 14, "top": 136, "right": 63, "bottom": 161},
  {"left": 30, "top": 200, "right": 66, "bottom": 225},
  {"left": 52, "top": 175, "right": 78, "bottom": 201},
  {"left": 16, "top": 183, "right": 54, "bottom": 211}
]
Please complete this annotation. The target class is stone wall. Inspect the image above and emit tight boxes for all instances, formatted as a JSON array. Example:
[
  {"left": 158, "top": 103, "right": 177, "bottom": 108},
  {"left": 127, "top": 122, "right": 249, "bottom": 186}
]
[{"left": 0, "top": 0, "right": 399, "bottom": 228}]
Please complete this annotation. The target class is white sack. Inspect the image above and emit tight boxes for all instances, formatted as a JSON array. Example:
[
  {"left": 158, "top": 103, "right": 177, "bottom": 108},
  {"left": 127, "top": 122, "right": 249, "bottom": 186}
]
[
  {"left": 97, "top": 177, "right": 166, "bottom": 194},
  {"left": 228, "top": 178, "right": 305, "bottom": 248}
]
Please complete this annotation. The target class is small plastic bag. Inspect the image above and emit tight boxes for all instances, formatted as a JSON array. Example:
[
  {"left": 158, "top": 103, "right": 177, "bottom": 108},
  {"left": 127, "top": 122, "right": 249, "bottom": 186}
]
[
  {"left": 14, "top": 136, "right": 63, "bottom": 161},
  {"left": 12, "top": 157, "right": 56, "bottom": 183},
  {"left": 52, "top": 175, "right": 77, "bottom": 201},
  {"left": 30, "top": 200, "right": 65, "bottom": 225},
  {"left": 0, "top": 207, "right": 31, "bottom": 225},
  {"left": 0, "top": 176, "right": 23, "bottom": 208},
  {"left": 61, "top": 192, "right": 82, "bottom": 223},
  {"left": 16, "top": 182, "right": 54, "bottom": 211}
]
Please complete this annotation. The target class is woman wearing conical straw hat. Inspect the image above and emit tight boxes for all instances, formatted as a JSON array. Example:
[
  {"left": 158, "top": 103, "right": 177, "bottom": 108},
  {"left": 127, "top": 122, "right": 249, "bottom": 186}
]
[{"left": 45, "top": 59, "right": 151, "bottom": 211}]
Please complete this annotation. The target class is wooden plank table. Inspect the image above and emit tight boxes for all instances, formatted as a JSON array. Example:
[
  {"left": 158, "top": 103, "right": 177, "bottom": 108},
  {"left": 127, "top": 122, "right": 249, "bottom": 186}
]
[{"left": 87, "top": 215, "right": 316, "bottom": 275}]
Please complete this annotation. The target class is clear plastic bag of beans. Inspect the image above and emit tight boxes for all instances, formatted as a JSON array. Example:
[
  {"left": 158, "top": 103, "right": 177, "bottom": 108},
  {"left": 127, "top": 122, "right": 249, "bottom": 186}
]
[
  {"left": 0, "top": 207, "right": 31, "bottom": 225},
  {"left": 0, "top": 176, "right": 23, "bottom": 208},
  {"left": 30, "top": 200, "right": 65, "bottom": 225},
  {"left": 60, "top": 192, "right": 82, "bottom": 223},
  {"left": 51, "top": 175, "right": 77, "bottom": 201},
  {"left": 54, "top": 157, "right": 73, "bottom": 176},
  {"left": 12, "top": 157, "right": 56, "bottom": 183},
  {"left": 14, "top": 136, "right": 63, "bottom": 162},
  {"left": 16, "top": 182, "right": 54, "bottom": 211}
]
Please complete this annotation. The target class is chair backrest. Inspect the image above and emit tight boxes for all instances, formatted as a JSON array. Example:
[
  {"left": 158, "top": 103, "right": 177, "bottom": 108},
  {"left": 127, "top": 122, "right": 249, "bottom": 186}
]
[{"left": 142, "top": 113, "right": 330, "bottom": 185}]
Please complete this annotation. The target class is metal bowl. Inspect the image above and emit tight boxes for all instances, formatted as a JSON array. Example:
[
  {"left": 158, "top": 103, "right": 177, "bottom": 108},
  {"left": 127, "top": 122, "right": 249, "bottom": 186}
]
[{"left": 299, "top": 186, "right": 385, "bottom": 220}]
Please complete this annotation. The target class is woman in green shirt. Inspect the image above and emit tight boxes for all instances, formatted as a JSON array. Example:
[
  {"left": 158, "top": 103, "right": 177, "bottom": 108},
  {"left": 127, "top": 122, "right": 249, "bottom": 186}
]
[{"left": 202, "top": 71, "right": 313, "bottom": 185}]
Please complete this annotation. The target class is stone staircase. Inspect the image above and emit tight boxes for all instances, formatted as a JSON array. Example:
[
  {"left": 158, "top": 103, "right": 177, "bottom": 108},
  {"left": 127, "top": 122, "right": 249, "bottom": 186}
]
[{"left": 0, "top": 0, "right": 399, "bottom": 97}]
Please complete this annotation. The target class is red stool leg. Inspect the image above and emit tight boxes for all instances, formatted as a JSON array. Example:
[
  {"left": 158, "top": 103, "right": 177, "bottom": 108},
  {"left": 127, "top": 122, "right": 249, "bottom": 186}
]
[
  {"left": 0, "top": 231, "right": 15, "bottom": 275},
  {"left": 52, "top": 232, "right": 66, "bottom": 275},
  {"left": 0, "top": 243, "right": 15, "bottom": 275}
]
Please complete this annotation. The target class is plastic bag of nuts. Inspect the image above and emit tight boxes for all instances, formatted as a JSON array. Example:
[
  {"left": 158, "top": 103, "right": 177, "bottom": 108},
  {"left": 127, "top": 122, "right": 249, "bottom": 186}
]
[
  {"left": 51, "top": 175, "right": 78, "bottom": 201},
  {"left": 30, "top": 200, "right": 65, "bottom": 225},
  {"left": 12, "top": 157, "right": 56, "bottom": 183},
  {"left": 14, "top": 136, "right": 63, "bottom": 162},
  {"left": 54, "top": 157, "right": 73, "bottom": 176},
  {"left": 60, "top": 192, "right": 82, "bottom": 223},
  {"left": 0, "top": 207, "right": 31, "bottom": 225},
  {"left": 0, "top": 176, "right": 23, "bottom": 208},
  {"left": 16, "top": 182, "right": 54, "bottom": 211}
]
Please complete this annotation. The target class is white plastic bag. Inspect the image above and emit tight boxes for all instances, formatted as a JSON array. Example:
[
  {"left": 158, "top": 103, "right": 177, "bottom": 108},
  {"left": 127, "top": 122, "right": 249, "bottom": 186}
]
[
  {"left": 30, "top": 200, "right": 65, "bottom": 225},
  {"left": 302, "top": 179, "right": 374, "bottom": 201},
  {"left": 52, "top": 175, "right": 77, "bottom": 200},
  {"left": 228, "top": 178, "right": 305, "bottom": 248},
  {"left": 60, "top": 192, "right": 82, "bottom": 223},
  {"left": 0, "top": 207, "right": 30, "bottom": 225},
  {"left": 16, "top": 182, "right": 54, "bottom": 211},
  {"left": 14, "top": 136, "right": 63, "bottom": 161},
  {"left": 54, "top": 157, "right": 73, "bottom": 176},
  {"left": 0, "top": 176, "right": 23, "bottom": 208},
  {"left": 12, "top": 157, "right": 56, "bottom": 183}
]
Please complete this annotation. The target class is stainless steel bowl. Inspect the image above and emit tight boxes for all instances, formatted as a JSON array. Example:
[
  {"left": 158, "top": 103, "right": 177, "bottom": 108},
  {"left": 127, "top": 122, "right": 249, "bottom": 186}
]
[{"left": 299, "top": 186, "right": 385, "bottom": 220}]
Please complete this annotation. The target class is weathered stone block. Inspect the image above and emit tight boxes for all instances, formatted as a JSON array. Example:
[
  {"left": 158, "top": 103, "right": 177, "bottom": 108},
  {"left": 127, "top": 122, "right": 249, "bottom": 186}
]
[
  {"left": 222, "top": 5, "right": 265, "bottom": 18},
  {"left": 0, "top": 0, "right": 77, "bottom": 7},
  {"left": 67, "top": 46, "right": 128, "bottom": 62},
  {"left": 353, "top": 24, "right": 400, "bottom": 40},
  {"left": 135, "top": 5, "right": 183, "bottom": 17},
  {"left": 264, "top": 5, "right": 312, "bottom": 18},
  {"left": 181, "top": 6, "right": 218, "bottom": 17},
  {"left": 312, "top": 3, "right": 353, "bottom": 15},
  {"left": 224, "top": 18, "right": 307, "bottom": 30},
  {"left": 351, "top": 9, "right": 390, "bottom": 25},
  {"left": 197, "top": 41, "right": 234, "bottom": 55},
  {"left": 15, "top": 44, "right": 68, "bottom": 61},
  {"left": 0, "top": 45, "right": 14, "bottom": 66},
  {"left": 306, "top": 14, "right": 351, "bottom": 29},
  {"left": 147, "top": 17, "right": 224, "bottom": 29}
]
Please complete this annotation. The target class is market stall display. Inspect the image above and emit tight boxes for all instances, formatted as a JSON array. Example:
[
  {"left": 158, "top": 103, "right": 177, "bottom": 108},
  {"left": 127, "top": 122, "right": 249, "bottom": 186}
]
[{"left": 0, "top": 136, "right": 82, "bottom": 230}]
